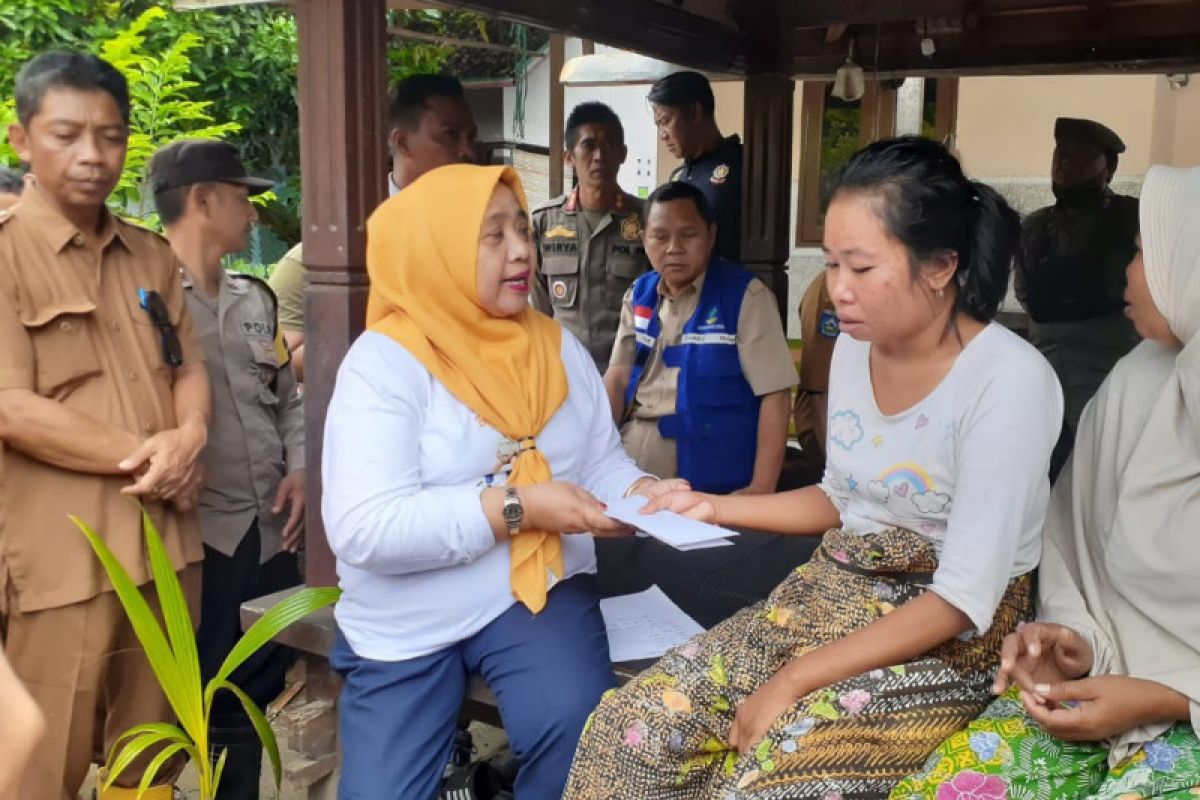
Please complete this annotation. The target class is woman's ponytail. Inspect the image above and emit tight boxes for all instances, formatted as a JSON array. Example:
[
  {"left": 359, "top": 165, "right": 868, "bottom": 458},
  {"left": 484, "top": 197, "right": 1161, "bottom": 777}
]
[{"left": 957, "top": 180, "right": 1021, "bottom": 322}]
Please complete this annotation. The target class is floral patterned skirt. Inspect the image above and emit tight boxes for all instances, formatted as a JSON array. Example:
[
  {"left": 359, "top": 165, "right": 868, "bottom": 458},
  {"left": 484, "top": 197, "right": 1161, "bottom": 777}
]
[
  {"left": 564, "top": 527, "right": 1032, "bottom": 800},
  {"left": 890, "top": 686, "right": 1200, "bottom": 800}
]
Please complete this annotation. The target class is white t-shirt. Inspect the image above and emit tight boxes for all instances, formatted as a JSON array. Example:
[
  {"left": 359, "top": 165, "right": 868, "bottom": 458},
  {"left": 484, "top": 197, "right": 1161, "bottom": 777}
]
[
  {"left": 322, "top": 329, "right": 648, "bottom": 661},
  {"left": 819, "top": 323, "right": 1063, "bottom": 634}
]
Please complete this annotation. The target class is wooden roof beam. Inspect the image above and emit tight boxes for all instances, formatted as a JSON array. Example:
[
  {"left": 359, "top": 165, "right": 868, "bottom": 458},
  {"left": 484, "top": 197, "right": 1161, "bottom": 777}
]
[
  {"left": 386, "top": 26, "right": 538, "bottom": 56},
  {"left": 790, "top": 2, "right": 1200, "bottom": 76},
  {"left": 785, "top": 0, "right": 1193, "bottom": 29},
  {"left": 432, "top": 0, "right": 748, "bottom": 73}
]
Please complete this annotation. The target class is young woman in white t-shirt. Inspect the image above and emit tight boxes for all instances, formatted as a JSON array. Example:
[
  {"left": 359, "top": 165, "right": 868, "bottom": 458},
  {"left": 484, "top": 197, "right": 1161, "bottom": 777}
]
[{"left": 564, "top": 137, "right": 1063, "bottom": 800}]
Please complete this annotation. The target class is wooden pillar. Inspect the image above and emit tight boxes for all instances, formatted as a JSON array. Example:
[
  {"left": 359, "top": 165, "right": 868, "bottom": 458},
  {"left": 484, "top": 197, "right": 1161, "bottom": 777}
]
[
  {"left": 740, "top": 73, "right": 795, "bottom": 318},
  {"left": 548, "top": 33, "right": 566, "bottom": 196},
  {"left": 296, "top": 0, "right": 389, "bottom": 588}
]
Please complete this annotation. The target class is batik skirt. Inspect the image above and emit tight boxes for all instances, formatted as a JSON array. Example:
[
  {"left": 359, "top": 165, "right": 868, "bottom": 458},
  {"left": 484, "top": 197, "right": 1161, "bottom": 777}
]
[{"left": 563, "top": 526, "right": 1032, "bottom": 800}]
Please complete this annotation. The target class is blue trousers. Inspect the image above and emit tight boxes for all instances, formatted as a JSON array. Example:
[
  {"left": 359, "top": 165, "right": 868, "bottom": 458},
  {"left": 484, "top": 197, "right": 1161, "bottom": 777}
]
[{"left": 330, "top": 574, "right": 616, "bottom": 800}]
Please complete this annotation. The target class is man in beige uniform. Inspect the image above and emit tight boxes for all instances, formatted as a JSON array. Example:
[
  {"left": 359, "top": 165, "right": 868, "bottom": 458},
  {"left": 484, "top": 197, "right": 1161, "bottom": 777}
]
[
  {"left": 793, "top": 272, "right": 839, "bottom": 474},
  {"left": 606, "top": 182, "right": 796, "bottom": 495},
  {"left": 150, "top": 139, "right": 305, "bottom": 800},
  {"left": 0, "top": 52, "right": 209, "bottom": 800},
  {"left": 531, "top": 102, "right": 649, "bottom": 372},
  {"left": 267, "top": 243, "right": 305, "bottom": 379}
]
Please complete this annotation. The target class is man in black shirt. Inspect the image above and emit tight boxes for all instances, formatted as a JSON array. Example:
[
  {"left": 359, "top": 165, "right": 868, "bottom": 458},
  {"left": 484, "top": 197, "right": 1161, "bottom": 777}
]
[{"left": 649, "top": 71, "right": 743, "bottom": 262}]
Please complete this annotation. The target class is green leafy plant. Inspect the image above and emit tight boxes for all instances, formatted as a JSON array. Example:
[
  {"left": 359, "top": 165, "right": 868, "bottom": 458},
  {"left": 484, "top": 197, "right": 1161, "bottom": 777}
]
[
  {"left": 74, "top": 511, "right": 339, "bottom": 799},
  {"left": 98, "top": 7, "right": 242, "bottom": 217}
]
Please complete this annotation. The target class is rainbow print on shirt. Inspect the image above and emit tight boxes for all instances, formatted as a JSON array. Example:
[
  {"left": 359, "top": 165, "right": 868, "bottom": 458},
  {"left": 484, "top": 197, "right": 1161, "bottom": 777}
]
[{"left": 868, "top": 461, "right": 952, "bottom": 516}]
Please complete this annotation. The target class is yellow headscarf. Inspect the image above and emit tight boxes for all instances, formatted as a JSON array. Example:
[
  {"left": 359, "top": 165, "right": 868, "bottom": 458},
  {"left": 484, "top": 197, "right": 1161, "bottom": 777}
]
[{"left": 365, "top": 165, "right": 567, "bottom": 614}]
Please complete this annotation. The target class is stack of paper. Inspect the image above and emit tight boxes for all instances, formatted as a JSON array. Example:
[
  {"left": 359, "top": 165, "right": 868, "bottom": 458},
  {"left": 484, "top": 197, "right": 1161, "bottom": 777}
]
[
  {"left": 600, "top": 585, "right": 706, "bottom": 661},
  {"left": 603, "top": 496, "right": 738, "bottom": 551}
]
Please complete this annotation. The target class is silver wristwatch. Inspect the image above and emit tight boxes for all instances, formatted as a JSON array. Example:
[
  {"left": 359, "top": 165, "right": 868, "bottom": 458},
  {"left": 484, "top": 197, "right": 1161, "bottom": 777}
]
[{"left": 502, "top": 487, "right": 523, "bottom": 535}]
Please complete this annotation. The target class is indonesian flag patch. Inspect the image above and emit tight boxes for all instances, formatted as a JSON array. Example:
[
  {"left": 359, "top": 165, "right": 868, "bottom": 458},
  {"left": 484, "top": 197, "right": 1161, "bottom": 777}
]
[{"left": 633, "top": 305, "right": 653, "bottom": 331}]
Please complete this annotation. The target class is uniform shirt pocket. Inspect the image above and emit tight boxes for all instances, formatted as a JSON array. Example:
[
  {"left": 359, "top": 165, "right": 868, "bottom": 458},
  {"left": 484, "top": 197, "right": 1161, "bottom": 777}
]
[
  {"left": 19, "top": 300, "right": 101, "bottom": 399},
  {"left": 606, "top": 246, "right": 647, "bottom": 280},
  {"left": 606, "top": 247, "right": 648, "bottom": 307}
]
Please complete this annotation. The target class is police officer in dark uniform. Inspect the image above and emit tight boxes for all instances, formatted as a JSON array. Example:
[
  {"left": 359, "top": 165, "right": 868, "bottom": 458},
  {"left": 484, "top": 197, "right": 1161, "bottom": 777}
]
[
  {"left": 649, "top": 71, "right": 743, "bottom": 262},
  {"left": 1015, "top": 117, "right": 1139, "bottom": 443}
]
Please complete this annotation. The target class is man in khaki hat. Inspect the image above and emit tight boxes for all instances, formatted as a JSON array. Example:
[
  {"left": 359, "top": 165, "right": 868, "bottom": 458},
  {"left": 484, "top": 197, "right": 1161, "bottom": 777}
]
[{"left": 1015, "top": 117, "right": 1140, "bottom": 475}]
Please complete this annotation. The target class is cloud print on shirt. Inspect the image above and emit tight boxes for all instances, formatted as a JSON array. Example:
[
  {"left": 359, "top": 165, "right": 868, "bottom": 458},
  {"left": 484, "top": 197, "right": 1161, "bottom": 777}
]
[
  {"left": 829, "top": 410, "right": 864, "bottom": 451},
  {"left": 911, "top": 491, "right": 952, "bottom": 515}
]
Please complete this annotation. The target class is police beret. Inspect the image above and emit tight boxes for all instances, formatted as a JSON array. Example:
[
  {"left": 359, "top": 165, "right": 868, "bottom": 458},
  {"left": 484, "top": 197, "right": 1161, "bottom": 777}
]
[{"left": 1054, "top": 117, "right": 1126, "bottom": 154}]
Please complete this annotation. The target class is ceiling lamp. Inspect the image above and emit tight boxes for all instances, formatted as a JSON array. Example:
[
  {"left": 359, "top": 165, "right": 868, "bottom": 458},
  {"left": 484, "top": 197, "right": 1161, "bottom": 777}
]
[{"left": 832, "top": 39, "right": 866, "bottom": 102}]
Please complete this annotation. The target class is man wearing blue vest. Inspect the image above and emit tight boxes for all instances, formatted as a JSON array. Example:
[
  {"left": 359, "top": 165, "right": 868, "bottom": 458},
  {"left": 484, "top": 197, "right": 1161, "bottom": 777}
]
[{"left": 604, "top": 182, "right": 796, "bottom": 495}]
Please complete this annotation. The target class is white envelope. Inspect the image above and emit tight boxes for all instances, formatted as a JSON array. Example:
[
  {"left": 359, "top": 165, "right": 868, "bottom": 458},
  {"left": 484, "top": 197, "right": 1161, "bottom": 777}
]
[{"left": 604, "top": 496, "right": 738, "bottom": 550}]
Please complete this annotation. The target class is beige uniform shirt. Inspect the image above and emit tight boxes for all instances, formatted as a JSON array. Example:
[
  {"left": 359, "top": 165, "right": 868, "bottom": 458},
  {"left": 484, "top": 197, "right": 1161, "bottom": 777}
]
[
  {"left": 267, "top": 243, "right": 305, "bottom": 334},
  {"left": 610, "top": 271, "right": 798, "bottom": 479},
  {"left": 0, "top": 187, "right": 204, "bottom": 613},
  {"left": 184, "top": 271, "right": 304, "bottom": 561},
  {"left": 531, "top": 188, "right": 649, "bottom": 372}
]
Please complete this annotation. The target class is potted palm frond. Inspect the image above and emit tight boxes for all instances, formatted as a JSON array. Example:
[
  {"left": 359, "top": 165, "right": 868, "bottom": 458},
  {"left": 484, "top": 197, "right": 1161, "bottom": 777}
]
[{"left": 74, "top": 512, "right": 340, "bottom": 799}]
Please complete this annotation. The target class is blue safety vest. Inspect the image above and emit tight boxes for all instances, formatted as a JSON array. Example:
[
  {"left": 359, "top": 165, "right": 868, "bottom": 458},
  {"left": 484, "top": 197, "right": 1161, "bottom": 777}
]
[{"left": 625, "top": 258, "right": 760, "bottom": 493}]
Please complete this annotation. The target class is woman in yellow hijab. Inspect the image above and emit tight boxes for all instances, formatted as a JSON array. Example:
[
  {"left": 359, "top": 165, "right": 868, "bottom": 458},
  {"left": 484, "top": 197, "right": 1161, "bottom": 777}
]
[{"left": 322, "top": 164, "right": 680, "bottom": 800}]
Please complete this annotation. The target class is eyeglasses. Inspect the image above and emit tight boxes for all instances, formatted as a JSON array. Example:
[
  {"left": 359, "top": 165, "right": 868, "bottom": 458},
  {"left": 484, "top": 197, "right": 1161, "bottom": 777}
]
[{"left": 137, "top": 288, "right": 183, "bottom": 367}]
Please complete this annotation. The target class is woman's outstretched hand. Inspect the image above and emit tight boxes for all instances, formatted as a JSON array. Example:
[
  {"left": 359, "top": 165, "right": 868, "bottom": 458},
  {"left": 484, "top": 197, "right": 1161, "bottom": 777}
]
[
  {"left": 628, "top": 477, "right": 691, "bottom": 500},
  {"left": 640, "top": 488, "right": 718, "bottom": 523},
  {"left": 520, "top": 481, "right": 632, "bottom": 538}
]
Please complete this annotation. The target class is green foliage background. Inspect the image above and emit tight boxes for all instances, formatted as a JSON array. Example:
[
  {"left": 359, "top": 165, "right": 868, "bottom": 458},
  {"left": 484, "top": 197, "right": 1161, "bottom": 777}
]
[
  {"left": 0, "top": 0, "right": 300, "bottom": 247},
  {"left": 0, "top": 2, "right": 539, "bottom": 264}
]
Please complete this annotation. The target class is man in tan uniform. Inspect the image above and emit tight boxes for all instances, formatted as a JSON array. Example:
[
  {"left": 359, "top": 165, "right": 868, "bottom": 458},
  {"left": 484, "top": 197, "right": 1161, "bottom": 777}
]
[
  {"left": 0, "top": 52, "right": 209, "bottom": 800},
  {"left": 267, "top": 243, "right": 305, "bottom": 379},
  {"left": 150, "top": 139, "right": 305, "bottom": 800},
  {"left": 531, "top": 102, "right": 649, "bottom": 372},
  {"left": 606, "top": 182, "right": 796, "bottom": 495},
  {"left": 793, "top": 272, "right": 839, "bottom": 474}
]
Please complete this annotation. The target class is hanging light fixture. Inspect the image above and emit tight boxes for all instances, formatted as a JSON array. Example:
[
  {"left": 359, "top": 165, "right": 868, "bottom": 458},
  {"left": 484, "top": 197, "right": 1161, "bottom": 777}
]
[{"left": 832, "top": 38, "right": 866, "bottom": 102}]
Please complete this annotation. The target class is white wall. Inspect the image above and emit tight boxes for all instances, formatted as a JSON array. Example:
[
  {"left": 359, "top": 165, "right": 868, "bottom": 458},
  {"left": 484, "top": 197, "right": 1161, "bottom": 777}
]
[
  {"left": 502, "top": 38, "right": 583, "bottom": 147},
  {"left": 464, "top": 87, "right": 504, "bottom": 142},
  {"left": 502, "top": 40, "right": 660, "bottom": 198}
]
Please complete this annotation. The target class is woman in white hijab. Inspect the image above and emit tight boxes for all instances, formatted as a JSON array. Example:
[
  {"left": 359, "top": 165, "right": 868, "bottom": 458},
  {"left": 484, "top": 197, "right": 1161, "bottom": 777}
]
[{"left": 893, "top": 164, "right": 1200, "bottom": 799}]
